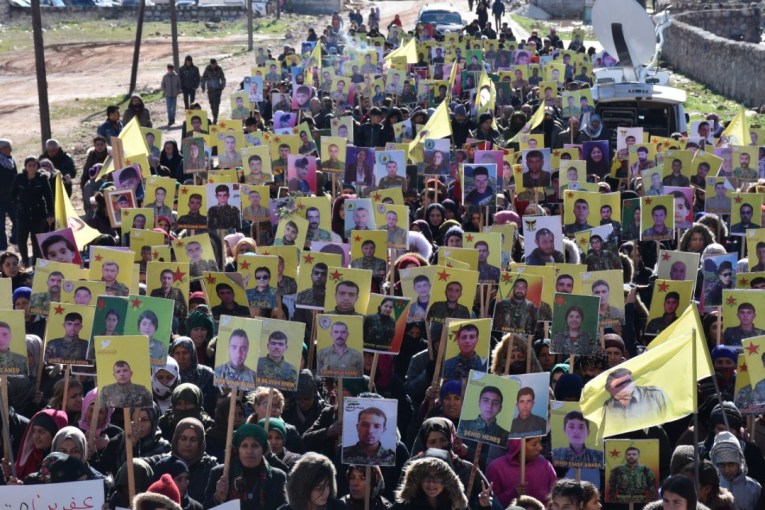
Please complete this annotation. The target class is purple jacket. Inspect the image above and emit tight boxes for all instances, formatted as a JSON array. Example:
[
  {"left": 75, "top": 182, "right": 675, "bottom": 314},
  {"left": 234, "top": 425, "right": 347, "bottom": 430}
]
[{"left": 485, "top": 438, "right": 557, "bottom": 508}]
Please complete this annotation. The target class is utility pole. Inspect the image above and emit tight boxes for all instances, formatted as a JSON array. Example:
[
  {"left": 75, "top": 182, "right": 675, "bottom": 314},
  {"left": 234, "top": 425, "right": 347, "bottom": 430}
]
[
  {"left": 30, "top": 0, "right": 51, "bottom": 148},
  {"left": 129, "top": 0, "right": 147, "bottom": 96},
  {"left": 247, "top": 0, "right": 253, "bottom": 50},
  {"left": 170, "top": 0, "right": 179, "bottom": 69}
]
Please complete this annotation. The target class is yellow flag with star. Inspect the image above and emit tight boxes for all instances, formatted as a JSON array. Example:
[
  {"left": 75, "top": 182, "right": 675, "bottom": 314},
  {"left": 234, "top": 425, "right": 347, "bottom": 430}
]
[
  {"left": 54, "top": 173, "right": 101, "bottom": 248},
  {"left": 407, "top": 100, "right": 452, "bottom": 161},
  {"left": 97, "top": 117, "right": 149, "bottom": 180},
  {"left": 508, "top": 102, "right": 546, "bottom": 144},
  {"left": 718, "top": 108, "right": 749, "bottom": 146}
]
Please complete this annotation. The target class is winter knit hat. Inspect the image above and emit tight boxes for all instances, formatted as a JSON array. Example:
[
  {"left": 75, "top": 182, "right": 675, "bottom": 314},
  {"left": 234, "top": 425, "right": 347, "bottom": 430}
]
[
  {"left": 711, "top": 345, "right": 738, "bottom": 365},
  {"left": 148, "top": 473, "right": 182, "bottom": 505},
  {"left": 259, "top": 417, "right": 287, "bottom": 440},
  {"left": 710, "top": 431, "right": 746, "bottom": 475},
  {"left": 12, "top": 286, "right": 31, "bottom": 305},
  {"left": 233, "top": 423, "right": 269, "bottom": 452},
  {"left": 670, "top": 444, "right": 696, "bottom": 475}
]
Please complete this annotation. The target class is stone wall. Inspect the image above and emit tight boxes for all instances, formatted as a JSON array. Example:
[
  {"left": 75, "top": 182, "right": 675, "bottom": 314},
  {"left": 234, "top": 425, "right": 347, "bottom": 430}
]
[
  {"left": 662, "top": 16, "right": 765, "bottom": 107},
  {"left": 529, "top": 0, "right": 585, "bottom": 19},
  {"left": 670, "top": 3, "right": 761, "bottom": 43}
]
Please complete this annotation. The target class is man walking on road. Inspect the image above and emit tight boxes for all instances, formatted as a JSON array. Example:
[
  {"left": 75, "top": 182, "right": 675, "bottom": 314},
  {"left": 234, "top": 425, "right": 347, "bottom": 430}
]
[
  {"left": 201, "top": 59, "right": 226, "bottom": 124},
  {"left": 492, "top": 0, "right": 505, "bottom": 35},
  {"left": 178, "top": 55, "right": 200, "bottom": 110},
  {"left": 161, "top": 64, "right": 182, "bottom": 126}
]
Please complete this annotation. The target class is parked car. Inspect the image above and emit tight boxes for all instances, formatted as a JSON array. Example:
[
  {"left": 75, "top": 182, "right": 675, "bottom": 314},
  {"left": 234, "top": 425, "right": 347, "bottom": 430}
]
[{"left": 416, "top": 3, "right": 464, "bottom": 35}]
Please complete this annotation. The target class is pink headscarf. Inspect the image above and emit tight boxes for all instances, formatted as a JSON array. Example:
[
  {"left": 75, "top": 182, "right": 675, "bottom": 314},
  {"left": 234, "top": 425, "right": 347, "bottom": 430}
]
[{"left": 78, "top": 388, "right": 115, "bottom": 437}]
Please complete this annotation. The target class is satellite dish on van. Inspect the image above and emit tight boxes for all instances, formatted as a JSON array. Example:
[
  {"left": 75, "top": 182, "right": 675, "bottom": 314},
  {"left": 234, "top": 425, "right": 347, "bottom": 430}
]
[{"left": 592, "top": 0, "right": 656, "bottom": 81}]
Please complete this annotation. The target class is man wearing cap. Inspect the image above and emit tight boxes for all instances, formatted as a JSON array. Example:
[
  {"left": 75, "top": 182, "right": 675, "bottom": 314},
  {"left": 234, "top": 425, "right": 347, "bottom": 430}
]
[
  {"left": 0, "top": 139, "right": 17, "bottom": 250},
  {"left": 161, "top": 64, "right": 182, "bottom": 126},
  {"left": 201, "top": 59, "right": 226, "bottom": 124},
  {"left": 645, "top": 292, "right": 680, "bottom": 335},
  {"left": 603, "top": 334, "right": 626, "bottom": 368},
  {"left": 207, "top": 184, "right": 241, "bottom": 230}
]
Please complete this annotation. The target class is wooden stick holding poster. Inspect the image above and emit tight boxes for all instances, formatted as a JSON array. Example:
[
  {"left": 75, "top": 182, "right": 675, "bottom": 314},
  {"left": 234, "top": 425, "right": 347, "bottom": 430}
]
[
  {"left": 466, "top": 442, "right": 483, "bottom": 496},
  {"left": 124, "top": 407, "right": 136, "bottom": 503},
  {"left": 364, "top": 466, "right": 372, "bottom": 510},
  {"left": 368, "top": 353, "right": 380, "bottom": 388},
  {"left": 222, "top": 389, "right": 238, "bottom": 479},
  {"left": 61, "top": 365, "right": 70, "bottom": 412},
  {"left": 0, "top": 377, "right": 14, "bottom": 473},
  {"left": 308, "top": 310, "right": 318, "bottom": 369},
  {"left": 263, "top": 390, "right": 273, "bottom": 432}
]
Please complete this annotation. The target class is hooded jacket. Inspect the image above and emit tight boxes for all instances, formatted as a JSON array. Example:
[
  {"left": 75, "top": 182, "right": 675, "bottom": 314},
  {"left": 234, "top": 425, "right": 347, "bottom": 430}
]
[
  {"left": 485, "top": 438, "right": 557, "bottom": 508},
  {"left": 122, "top": 94, "right": 153, "bottom": 128},
  {"left": 169, "top": 337, "right": 219, "bottom": 415},
  {"left": 393, "top": 456, "right": 468, "bottom": 510},
  {"left": 133, "top": 491, "right": 182, "bottom": 510},
  {"left": 490, "top": 334, "right": 544, "bottom": 376},
  {"left": 109, "top": 459, "right": 154, "bottom": 509},
  {"left": 710, "top": 431, "right": 762, "bottom": 510},
  {"left": 158, "top": 382, "right": 215, "bottom": 439},
  {"left": 15, "top": 408, "right": 68, "bottom": 479}
]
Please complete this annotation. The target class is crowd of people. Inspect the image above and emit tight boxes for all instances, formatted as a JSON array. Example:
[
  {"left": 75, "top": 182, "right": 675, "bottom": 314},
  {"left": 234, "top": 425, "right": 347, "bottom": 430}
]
[{"left": 0, "top": 3, "right": 765, "bottom": 510}]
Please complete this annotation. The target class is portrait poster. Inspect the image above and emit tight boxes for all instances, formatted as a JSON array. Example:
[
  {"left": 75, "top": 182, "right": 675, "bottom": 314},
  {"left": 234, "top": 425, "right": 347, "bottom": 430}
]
[
  {"left": 201, "top": 272, "right": 248, "bottom": 319},
  {"left": 457, "top": 370, "right": 520, "bottom": 447},
  {"left": 522, "top": 215, "right": 564, "bottom": 266},
  {"left": 120, "top": 207, "right": 154, "bottom": 237},
  {"left": 721, "top": 290, "right": 765, "bottom": 347},
  {"left": 550, "top": 293, "right": 600, "bottom": 355},
  {"left": 341, "top": 397, "right": 398, "bottom": 466},
  {"left": 363, "top": 294, "right": 411, "bottom": 354},
  {"left": 747, "top": 229, "right": 765, "bottom": 272},
  {"left": 241, "top": 146, "right": 272, "bottom": 185},
  {"left": 639, "top": 195, "right": 674, "bottom": 242},
  {"left": 462, "top": 232, "right": 502, "bottom": 284},
  {"left": 344, "top": 147, "right": 376, "bottom": 187},
  {"left": 514, "top": 264, "right": 556, "bottom": 322},
  {"left": 704, "top": 176, "right": 733, "bottom": 215},
  {"left": 181, "top": 137, "right": 208, "bottom": 173},
  {"left": 656, "top": 250, "right": 700, "bottom": 284},
  {"left": 213, "top": 315, "right": 261, "bottom": 391},
  {"left": 323, "top": 267, "right": 373, "bottom": 316},
  {"left": 441, "top": 243, "right": 479, "bottom": 269},
  {"left": 373, "top": 150, "right": 407, "bottom": 191},
  {"left": 505, "top": 372, "right": 550, "bottom": 438},
  {"left": 484, "top": 223, "right": 516, "bottom": 270},
  {"left": 729, "top": 192, "right": 763, "bottom": 237},
  {"left": 88, "top": 247, "right": 134, "bottom": 296},
  {"left": 401, "top": 265, "right": 435, "bottom": 323},
  {"left": 94, "top": 335, "right": 153, "bottom": 409},
  {"left": 731, "top": 146, "right": 759, "bottom": 182},
  {"left": 256, "top": 317, "right": 304, "bottom": 391},
  {"left": 230, "top": 90, "right": 253, "bottom": 120},
  {"left": 44, "top": 302, "right": 95, "bottom": 366},
  {"left": 331, "top": 116, "right": 354, "bottom": 144},
  {"left": 311, "top": 241, "right": 350, "bottom": 268},
  {"left": 240, "top": 185, "right": 270, "bottom": 223},
  {"left": 59, "top": 280, "right": 105, "bottom": 307},
  {"left": 30, "top": 260, "right": 84, "bottom": 316},
  {"left": 273, "top": 215, "right": 308, "bottom": 248},
  {"left": 122, "top": 294, "right": 174, "bottom": 367},
  {"left": 493, "top": 272, "right": 544, "bottom": 335},
  {"left": 422, "top": 139, "right": 451, "bottom": 176},
  {"left": 175, "top": 185, "right": 208, "bottom": 230},
  {"left": 36, "top": 228, "right": 82, "bottom": 267},
  {"left": 424, "top": 267, "right": 478, "bottom": 324},
  {"left": 174, "top": 233, "right": 218, "bottom": 280},
  {"left": 701, "top": 252, "right": 738, "bottom": 309},
  {"left": 604, "top": 439, "right": 660, "bottom": 504},
  {"left": 735, "top": 340, "right": 765, "bottom": 415},
  {"left": 621, "top": 197, "right": 641, "bottom": 241},
  {"left": 344, "top": 199, "right": 377, "bottom": 238},
  {"left": 736, "top": 271, "right": 765, "bottom": 292},
  {"left": 442, "top": 318, "right": 491, "bottom": 381},
  {"left": 295, "top": 251, "right": 341, "bottom": 310},
  {"left": 645, "top": 280, "right": 694, "bottom": 336},
  {"left": 0, "top": 309, "right": 28, "bottom": 375},
  {"left": 205, "top": 182, "right": 242, "bottom": 230},
  {"left": 287, "top": 155, "right": 317, "bottom": 194},
  {"left": 90, "top": 296, "right": 128, "bottom": 351},
  {"left": 319, "top": 136, "right": 347, "bottom": 174},
  {"left": 580, "top": 270, "right": 624, "bottom": 327},
  {"left": 185, "top": 109, "right": 209, "bottom": 134},
  {"left": 551, "top": 401, "right": 604, "bottom": 470},
  {"left": 113, "top": 163, "right": 147, "bottom": 195},
  {"left": 146, "top": 262, "right": 190, "bottom": 316},
  {"left": 563, "top": 190, "right": 600, "bottom": 235},
  {"left": 559, "top": 160, "right": 587, "bottom": 191},
  {"left": 105, "top": 188, "right": 136, "bottom": 229},
  {"left": 462, "top": 163, "right": 498, "bottom": 208},
  {"left": 373, "top": 203, "right": 408, "bottom": 249},
  {"left": 130, "top": 229, "right": 165, "bottom": 264},
  {"left": 315, "top": 314, "right": 364, "bottom": 378},
  {"left": 349, "top": 230, "right": 388, "bottom": 278},
  {"left": 237, "top": 254, "right": 279, "bottom": 310}
]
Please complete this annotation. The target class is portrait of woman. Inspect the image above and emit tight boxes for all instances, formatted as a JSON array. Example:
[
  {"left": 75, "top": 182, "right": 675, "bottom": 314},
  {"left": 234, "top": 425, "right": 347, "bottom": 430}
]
[
  {"left": 584, "top": 141, "right": 610, "bottom": 178},
  {"left": 363, "top": 297, "right": 397, "bottom": 352},
  {"left": 346, "top": 148, "right": 374, "bottom": 187},
  {"left": 551, "top": 305, "right": 597, "bottom": 356}
]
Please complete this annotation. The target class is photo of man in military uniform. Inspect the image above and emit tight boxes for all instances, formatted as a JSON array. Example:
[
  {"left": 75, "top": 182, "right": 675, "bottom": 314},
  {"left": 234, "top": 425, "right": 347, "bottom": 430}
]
[
  {"left": 149, "top": 268, "right": 188, "bottom": 318},
  {"left": 426, "top": 281, "right": 471, "bottom": 323},
  {"left": 214, "top": 328, "right": 257, "bottom": 388},
  {"left": 30, "top": 270, "right": 64, "bottom": 314},
  {"left": 296, "top": 262, "right": 328, "bottom": 308},
  {"left": 317, "top": 320, "right": 363, "bottom": 377},
  {"left": 45, "top": 312, "right": 89, "bottom": 364},
  {"left": 350, "top": 239, "right": 386, "bottom": 277},
  {"left": 723, "top": 302, "right": 765, "bottom": 346},
  {"left": 257, "top": 330, "right": 298, "bottom": 384},
  {"left": 443, "top": 322, "right": 487, "bottom": 380},
  {"left": 177, "top": 193, "right": 208, "bottom": 229},
  {"left": 607, "top": 446, "right": 657, "bottom": 504},
  {"left": 458, "top": 385, "right": 510, "bottom": 446},
  {"left": 210, "top": 282, "right": 250, "bottom": 319},
  {"left": 100, "top": 360, "right": 153, "bottom": 408},
  {"left": 101, "top": 261, "right": 129, "bottom": 296},
  {"left": 342, "top": 406, "right": 396, "bottom": 466},
  {"left": 207, "top": 184, "right": 241, "bottom": 230},
  {"left": 383, "top": 210, "right": 407, "bottom": 247},
  {"left": 493, "top": 278, "right": 538, "bottom": 334},
  {"left": 0, "top": 321, "right": 27, "bottom": 374}
]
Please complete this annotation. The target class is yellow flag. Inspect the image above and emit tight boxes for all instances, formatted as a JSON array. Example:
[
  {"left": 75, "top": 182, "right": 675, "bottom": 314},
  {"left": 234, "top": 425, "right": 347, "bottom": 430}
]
[
  {"left": 97, "top": 117, "right": 149, "bottom": 179},
  {"left": 580, "top": 303, "right": 711, "bottom": 440},
  {"left": 54, "top": 174, "right": 101, "bottom": 248},
  {"left": 719, "top": 108, "right": 749, "bottom": 146},
  {"left": 508, "top": 102, "right": 546, "bottom": 144},
  {"left": 447, "top": 63, "right": 459, "bottom": 101},
  {"left": 308, "top": 42, "right": 322, "bottom": 71},
  {"left": 407, "top": 100, "right": 452, "bottom": 160},
  {"left": 385, "top": 36, "right": 418, "bottom": 64},
  {"left": 475, "top": 71, "right": 496, "bottom": 118}
]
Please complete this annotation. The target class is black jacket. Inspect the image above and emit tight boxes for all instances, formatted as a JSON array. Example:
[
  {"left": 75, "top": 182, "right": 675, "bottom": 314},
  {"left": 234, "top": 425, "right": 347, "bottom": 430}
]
[
  {"left": 39, "top": 148, "right": 76, "bottom": 179},
  {"left": 12, "top": 172, "right": 54, "bottom": 221}
]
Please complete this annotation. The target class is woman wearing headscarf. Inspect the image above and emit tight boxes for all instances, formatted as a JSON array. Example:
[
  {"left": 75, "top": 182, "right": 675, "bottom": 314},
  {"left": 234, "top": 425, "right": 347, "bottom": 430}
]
[
  {"left": 425, "top": 203, "right": 447, "bottom": 244},
  {"left": 277, "top": 452, "right": 344, "bottom": 510},
  {"left": 185, "top": 310, "right": 215, "bottom": 368},
  {"left": 109, "top": 458, "right": 154, "bottom": 510},
  {"left": 52, "top": 425, "right": 107, "bottom": 480},
  {"left": 206, "top": 423, "right": 287, "bottom": 510},
  {"left": 160, "top": 140, "right": 185, "bottom": 183},
  {"left": 151, "top": 455, "right": 202, "bottom": 510},
  {"left": 24, "top": 451, "right": 93, "bottom": 484},
  {"left": 152, "top": 356, "right": 180, "bottom": 414},
  {"left": 12, "top": 408, "right": 68, "bottom": 480},
  {"left": 76, "top": 388, "right": 123, "bottom": 476},
  {"left": 169, "top": 337, "right": 218, "bottom": 415},
  {"left": 145, "top": 417, "right": 217, "bottom": 504},
  {"left": 105, "top": 402, "right": 171, "bottom": 478},
  {"left": 391, "top": 456, "right": 468, "bottom": 510},
  {"left": 331, "top": 194, "right": 352, "bottom": 241},
  {"left": 158, "top": 383, "right": 215, "bottom": 440},
  {"left": 206, "top": 394, "right": 245, "bottom": 461},
  {"left": 340, "top": 465, "right": 391, "bottom": 510}
]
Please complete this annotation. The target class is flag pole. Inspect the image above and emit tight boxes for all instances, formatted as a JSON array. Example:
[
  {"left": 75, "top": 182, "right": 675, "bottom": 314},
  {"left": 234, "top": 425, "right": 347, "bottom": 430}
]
[{"left": 692, "top": 328, "right": 700, "bottom": 488}]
